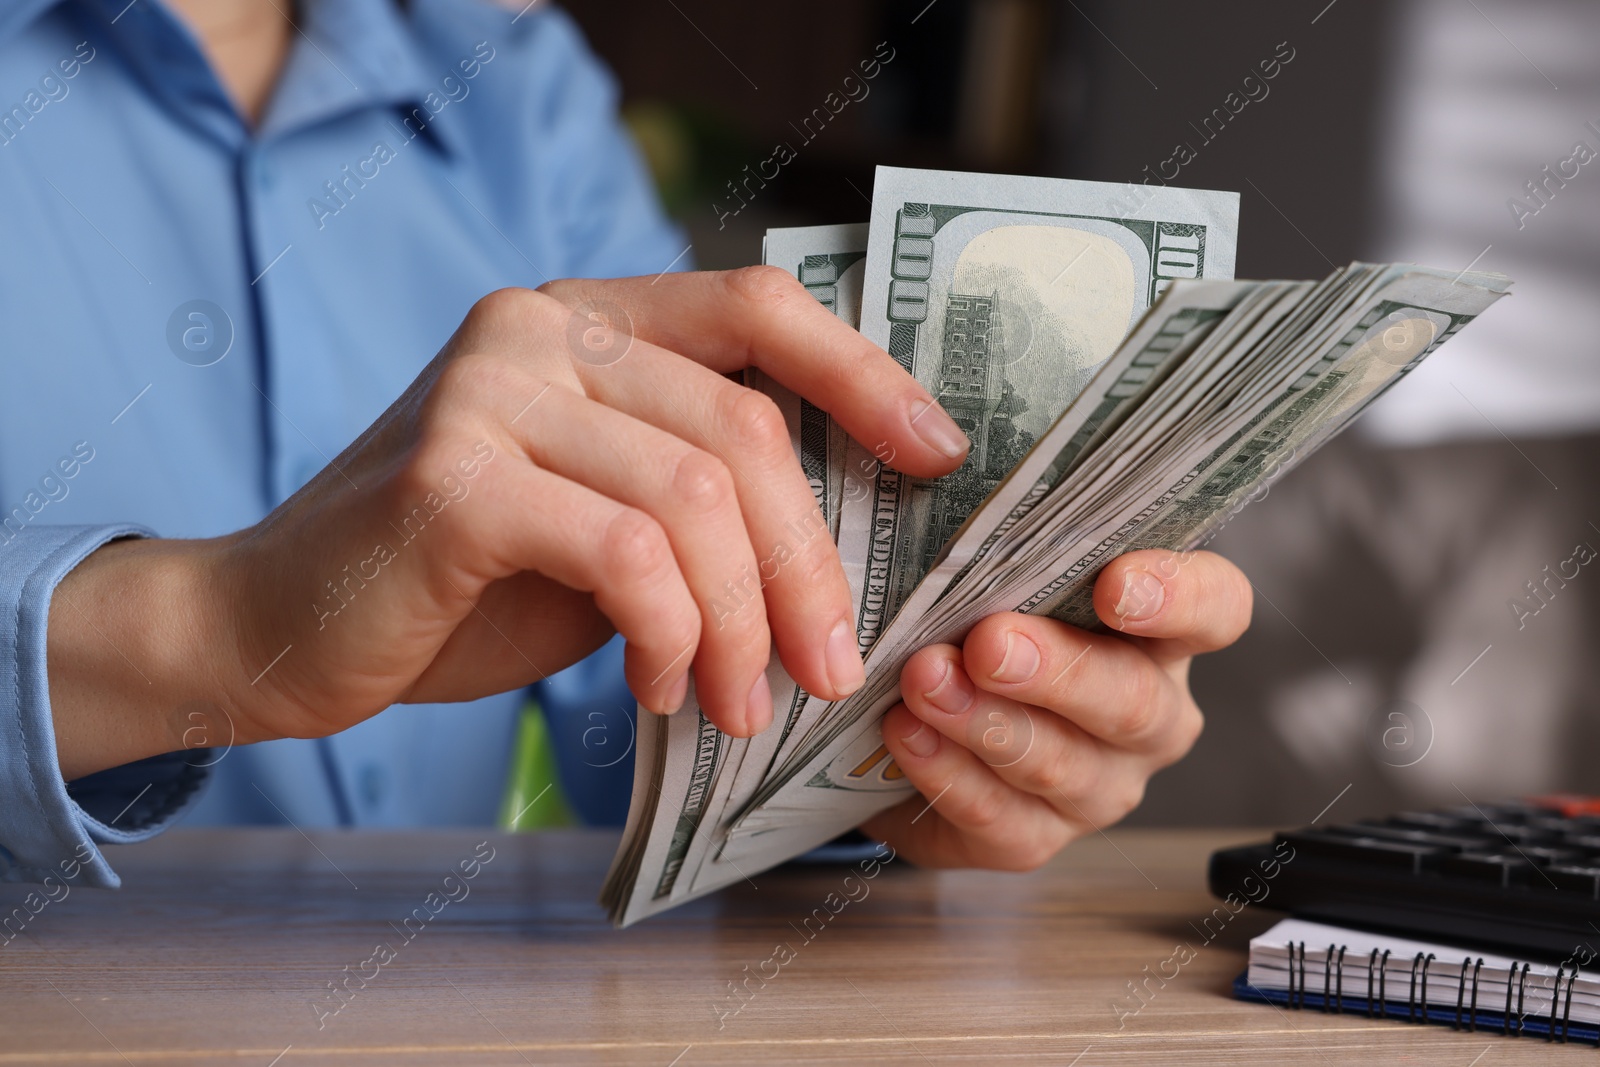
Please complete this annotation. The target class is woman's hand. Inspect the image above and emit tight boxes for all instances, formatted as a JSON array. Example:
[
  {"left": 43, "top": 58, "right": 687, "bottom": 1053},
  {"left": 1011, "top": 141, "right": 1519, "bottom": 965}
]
[
  {"left": 47, "top": 269, "right": 970, "bottom": 779},
  {"left": 862, "top": 549, "right": 1252, "bottom": 870}
]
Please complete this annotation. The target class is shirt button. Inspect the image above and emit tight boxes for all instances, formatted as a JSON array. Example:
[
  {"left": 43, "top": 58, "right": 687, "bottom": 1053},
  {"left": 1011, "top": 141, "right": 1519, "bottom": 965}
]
[{"left": 251, "top": 156, "right": 274, "bottom": 189}]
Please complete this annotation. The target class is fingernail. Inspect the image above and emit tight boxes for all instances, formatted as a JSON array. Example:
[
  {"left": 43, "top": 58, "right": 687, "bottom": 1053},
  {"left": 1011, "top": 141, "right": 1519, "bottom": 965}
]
[
  {"left": 923, "top": 658, "right": 974, "bottom": 715},
  {"left": 1115, "top": 569, "right": 1166, "bottom": 623},
  {"left": 745, "top": 671, "right": 772, "bottom": 733},
  {"left": 825, "top": 617, "right": 866, "bottom": 697},
  {"left": 900, "top": 722, "right": 938, "bottom": 758},
  {"left": 664, "top": 672, "right": 689, "bottom": 714},
  {"left": 990, "top": 630, "right": 1041, "bottom": 684},
  {"left": 908, "top": 397, "right": 969, "bottom": 460}
]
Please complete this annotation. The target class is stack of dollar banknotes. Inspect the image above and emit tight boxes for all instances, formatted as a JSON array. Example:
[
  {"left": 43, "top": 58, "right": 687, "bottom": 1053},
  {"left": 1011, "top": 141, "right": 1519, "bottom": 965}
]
[{"left": 602, "top": 166, "right": 1510, "bottom": 925}]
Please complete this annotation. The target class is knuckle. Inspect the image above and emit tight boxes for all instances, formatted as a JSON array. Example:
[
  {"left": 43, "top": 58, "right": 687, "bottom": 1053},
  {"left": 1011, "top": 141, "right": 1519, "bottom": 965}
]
[
  {"left": 725, "top": 263, "right": 805, "bottom": 312},
  {"left": 464, "top": 286, "right": 546, "bottom": 333},
  {"left": 603, "top": 508, "right": 675, "bottom": 586},
  {"left": 773, "top": 534, "right": 837, "bottom": 592},
  {"left": 1040, "top": 739, "right": 1102, "bottom": 805},
  {"left": 394, "top": 436, "right": 472, "bottom": 504},
  {"left": 433, "top": 352, "right": 521, "bottom": 405},
  {"left": 1110, "top": 667, "right": 1166, "bottom": 744},
  {"left": 952, "top": 782, "right": 1007, "bottom": 833},
  {"left": 1018, "top": 761, "right": 1067, "bottom": 800},
  {"left": 707, "top": 566, "right": 767, "bottom": 640},
  {"left": 1161, "top": 704, "right": 1205, "bottom": 765},
  {"left": 1018, "top": 741, "right": 1075, "bottom": 797},
  {"left": 1013, "top": 837, "right": 1059, "bottom": 873},
  {"left": 1109, "top": 777, "right": 1148, "bottom": 821},
  {"left": 661, "top": 606, "right": 702, "bottom": 658},
  {"left": 670, "top": 448, "right": 736, "bottom": 514},
  {"left": 721, "top": 387, "right": 790, "bottom": 458}
]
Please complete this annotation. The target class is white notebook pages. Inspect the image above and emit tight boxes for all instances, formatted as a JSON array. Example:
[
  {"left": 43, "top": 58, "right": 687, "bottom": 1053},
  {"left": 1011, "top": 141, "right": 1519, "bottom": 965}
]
[{"left": 1248, "top": 918, "right": 1600, "bottom": 1025}]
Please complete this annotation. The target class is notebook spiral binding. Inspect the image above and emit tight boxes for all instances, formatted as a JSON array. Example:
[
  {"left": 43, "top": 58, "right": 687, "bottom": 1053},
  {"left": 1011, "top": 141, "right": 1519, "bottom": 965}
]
[{"left": 1279, "top": 940, "right": 1592, "bottom": 1045}]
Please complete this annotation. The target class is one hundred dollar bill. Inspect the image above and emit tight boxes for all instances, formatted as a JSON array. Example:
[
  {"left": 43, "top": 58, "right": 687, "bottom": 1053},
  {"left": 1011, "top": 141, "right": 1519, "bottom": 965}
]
[
  {"left": 747, "top": 166, "right": 1241, "bottom": 812},
  {"left": 603, "top": 224, "right": 871, "bottom": 925},
  {"left": 840, "top": 165, "right": 1239, "bottom": 656},
  {"left": 726, "top": 264, "right": 1508, "bottom": 857},
  {"left": 605, "top": 168, "right": 1510, "bottom": 927}
]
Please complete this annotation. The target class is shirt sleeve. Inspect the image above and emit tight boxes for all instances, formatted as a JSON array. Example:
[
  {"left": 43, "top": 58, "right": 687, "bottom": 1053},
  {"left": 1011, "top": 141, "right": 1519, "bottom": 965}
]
[
  {"left": 0, "top": 525, "right": 210, "bottom": 888},
  {"left": 529, "top": 8, "right": 694, "bottom": 280}
]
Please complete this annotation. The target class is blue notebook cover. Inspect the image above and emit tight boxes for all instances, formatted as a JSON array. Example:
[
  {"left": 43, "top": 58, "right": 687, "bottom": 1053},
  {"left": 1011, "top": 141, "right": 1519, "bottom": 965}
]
[{"left": 1233, "top": 970, "right": 1600, "bottom": 1044}]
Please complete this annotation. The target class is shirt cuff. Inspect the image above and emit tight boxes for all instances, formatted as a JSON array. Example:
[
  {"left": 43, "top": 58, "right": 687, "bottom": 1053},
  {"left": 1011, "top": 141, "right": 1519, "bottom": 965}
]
[{"left": 0, "top": 524, "right": 210, "bottom": 888}]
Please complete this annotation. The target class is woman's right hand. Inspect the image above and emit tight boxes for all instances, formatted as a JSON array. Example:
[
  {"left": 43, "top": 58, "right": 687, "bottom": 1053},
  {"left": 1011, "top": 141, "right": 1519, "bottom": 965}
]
[{"left": 47, "top": 270, "right": 971, "bottom": 779}]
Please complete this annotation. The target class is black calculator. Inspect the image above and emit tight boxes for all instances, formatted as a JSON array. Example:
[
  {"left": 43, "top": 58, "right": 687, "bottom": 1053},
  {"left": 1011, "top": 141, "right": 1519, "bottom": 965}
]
[{"left": 1209, "top": 795, "right": 1600, "bottom": 960}]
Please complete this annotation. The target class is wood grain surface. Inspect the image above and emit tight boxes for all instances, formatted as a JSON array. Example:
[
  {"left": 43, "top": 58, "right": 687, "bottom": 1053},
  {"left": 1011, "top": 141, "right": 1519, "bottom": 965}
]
[{"left": 0, "top": 827, "right": 1585, "bottom": 1065}]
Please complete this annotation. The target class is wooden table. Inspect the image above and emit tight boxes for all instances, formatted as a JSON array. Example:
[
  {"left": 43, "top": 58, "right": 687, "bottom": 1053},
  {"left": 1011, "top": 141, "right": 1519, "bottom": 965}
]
[{"left": 2, "top": 827, "right": 1587, "bottom": 1065}]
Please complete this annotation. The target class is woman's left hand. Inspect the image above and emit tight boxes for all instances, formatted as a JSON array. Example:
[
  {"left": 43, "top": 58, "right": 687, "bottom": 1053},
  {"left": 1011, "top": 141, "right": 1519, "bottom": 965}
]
[{"left": 862, "top": 549, "right": 1252, "bottom": 870}]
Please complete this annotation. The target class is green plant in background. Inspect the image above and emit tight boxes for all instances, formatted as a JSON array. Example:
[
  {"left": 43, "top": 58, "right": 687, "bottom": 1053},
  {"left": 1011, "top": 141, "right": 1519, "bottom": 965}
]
[
  {"left": 498, "top": 698, "right": 575, "bottom": 831},
  {"left": 622, "top": 100, "right": 757, "bottom": 219}
]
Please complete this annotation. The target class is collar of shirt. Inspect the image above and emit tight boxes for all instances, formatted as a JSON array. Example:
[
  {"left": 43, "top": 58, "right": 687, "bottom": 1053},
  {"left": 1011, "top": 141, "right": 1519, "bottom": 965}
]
[{"left": 2, "top": 0, "right": 461, "bottom": 155}]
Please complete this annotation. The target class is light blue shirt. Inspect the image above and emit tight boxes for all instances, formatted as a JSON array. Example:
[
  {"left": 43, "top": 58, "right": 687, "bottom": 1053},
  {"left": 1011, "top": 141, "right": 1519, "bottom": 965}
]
[{"left": 0, "top": 0, "right": 683, "bottom": 887}]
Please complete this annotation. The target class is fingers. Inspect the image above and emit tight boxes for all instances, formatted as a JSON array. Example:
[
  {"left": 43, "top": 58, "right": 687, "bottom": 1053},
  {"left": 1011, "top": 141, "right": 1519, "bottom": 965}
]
[
  {"left": 457, "top": 460, "right": 708, "bottom": 726},
  {"left": 959, "top": 615, "right": 1200, "bottom": 760},
  {"left": 899, "top": 645, "right": 1173, "bottom": 823},
  {"left": 541, "top": 269, "right": 971, "bottom": 479},
  {"left": 444, "top": 287, "right": 865, "bottom": 716},
  {"left": 572, "top": 339, "right": 866, "bottom": 704},
  {"left": 1091, "top": 549, "right": 1253, "bottom": 659},
  {"left": 866, "top": 703, "right": 1071, "bottom": 871},
  {"left": 900, "top": 644, "right": 1097, "bottom": 800},
  {"left": 432, "top": 281, "right": 967, "bottom": 723},
  {"left": 502, "top": 380, "right": 776, "bottom": 734}
]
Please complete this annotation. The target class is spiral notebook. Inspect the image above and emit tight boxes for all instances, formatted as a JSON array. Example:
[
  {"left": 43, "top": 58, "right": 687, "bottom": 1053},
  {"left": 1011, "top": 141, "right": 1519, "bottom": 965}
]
[{"left": 1238, "top": 918, "right": 1600, "bottom": 1044}]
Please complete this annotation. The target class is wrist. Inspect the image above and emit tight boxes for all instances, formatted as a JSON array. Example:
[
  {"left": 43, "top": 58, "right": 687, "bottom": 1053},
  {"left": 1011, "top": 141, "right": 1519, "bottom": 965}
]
[{"left": 46, "top": 535, "right": 241, "bottom": 780}]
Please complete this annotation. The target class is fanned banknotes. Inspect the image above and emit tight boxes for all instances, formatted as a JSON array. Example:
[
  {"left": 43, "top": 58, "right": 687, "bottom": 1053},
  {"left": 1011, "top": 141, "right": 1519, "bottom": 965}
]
[{"left": 602, "top": 167, "right": 1509, "bottom": 925}]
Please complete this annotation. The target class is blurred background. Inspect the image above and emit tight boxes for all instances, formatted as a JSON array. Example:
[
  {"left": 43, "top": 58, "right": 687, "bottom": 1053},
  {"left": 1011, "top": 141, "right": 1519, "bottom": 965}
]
[{"left": 564, "top": 0, "right": 1600, "bottom": 826}]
